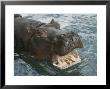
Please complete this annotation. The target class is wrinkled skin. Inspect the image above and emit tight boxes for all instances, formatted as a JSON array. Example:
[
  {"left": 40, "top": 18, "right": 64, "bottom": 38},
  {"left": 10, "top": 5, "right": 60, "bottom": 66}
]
[
  {"left": 14, "top": 14, "right": 83, "bottom": 59},
  {"left": 29, "top": 27, "right": 60, "bottom": 59},
  {"left": 14, "top": 16, "right": 38, "bottom": 52},
  {"left": 54, "top": 31, "right": 83, "bottom": 56}
]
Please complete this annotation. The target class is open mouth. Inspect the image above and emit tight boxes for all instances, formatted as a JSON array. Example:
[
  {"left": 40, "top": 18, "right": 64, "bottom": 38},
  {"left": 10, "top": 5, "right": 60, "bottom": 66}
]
[{"left": 52, "top": 50, "right": 81, "bottom": 69}]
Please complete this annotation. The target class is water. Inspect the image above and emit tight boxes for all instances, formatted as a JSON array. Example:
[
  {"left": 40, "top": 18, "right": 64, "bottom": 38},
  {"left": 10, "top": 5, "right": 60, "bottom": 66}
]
[{"left": 14, "top": 14, "right": 97, "bottom": 76}]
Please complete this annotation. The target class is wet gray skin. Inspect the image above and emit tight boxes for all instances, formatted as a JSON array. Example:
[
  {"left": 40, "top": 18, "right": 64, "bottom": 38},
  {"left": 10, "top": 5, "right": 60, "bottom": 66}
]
[{"left": 14, "top": 14, "right": 83, "bottom": 59}]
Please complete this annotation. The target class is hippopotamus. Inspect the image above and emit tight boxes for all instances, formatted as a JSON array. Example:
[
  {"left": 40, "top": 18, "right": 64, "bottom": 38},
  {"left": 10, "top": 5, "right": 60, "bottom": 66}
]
[{"left": 14, "top": 14, "right": 83, "bottom": 60}]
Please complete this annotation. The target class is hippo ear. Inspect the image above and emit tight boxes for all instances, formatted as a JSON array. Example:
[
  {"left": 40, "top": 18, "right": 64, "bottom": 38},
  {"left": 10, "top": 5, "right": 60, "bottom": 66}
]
[{"left": 50, "top": 19, "right": 55, "bottom": 24}]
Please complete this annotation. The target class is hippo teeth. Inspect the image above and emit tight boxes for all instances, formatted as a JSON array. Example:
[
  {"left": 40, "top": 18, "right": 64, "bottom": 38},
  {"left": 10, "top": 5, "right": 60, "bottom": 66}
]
[{"left": 52, "top": 50, "right": 81, "bottom": 69}]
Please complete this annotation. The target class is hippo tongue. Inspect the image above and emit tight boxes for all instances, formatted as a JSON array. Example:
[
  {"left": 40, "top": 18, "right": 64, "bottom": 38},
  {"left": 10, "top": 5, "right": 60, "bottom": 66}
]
[{"left": 52, "top": 50, "right": 81, "bottom": 69}]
